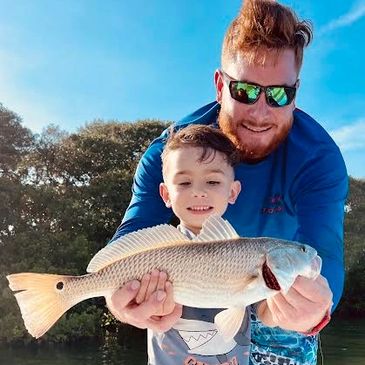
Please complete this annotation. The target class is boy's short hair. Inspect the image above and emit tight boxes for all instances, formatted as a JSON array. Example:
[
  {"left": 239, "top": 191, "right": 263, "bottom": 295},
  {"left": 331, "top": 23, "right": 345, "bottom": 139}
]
[{"left": 161, "top": 125, "right": 240, "bottom": 176}]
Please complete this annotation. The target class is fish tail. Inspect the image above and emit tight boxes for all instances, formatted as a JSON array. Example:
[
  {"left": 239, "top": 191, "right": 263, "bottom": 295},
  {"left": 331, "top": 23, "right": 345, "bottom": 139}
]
[{"left": 7, "top": 272, "right": 79, "bottom": 338}]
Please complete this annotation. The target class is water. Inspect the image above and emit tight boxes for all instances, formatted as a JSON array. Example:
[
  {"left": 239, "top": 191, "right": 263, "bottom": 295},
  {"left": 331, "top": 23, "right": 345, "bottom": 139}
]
[
  {"left": 0, "top": 319, "right": 364, "bottom": 365},
  {"left": 318, "top": 318, "right": 365, "bottom": 365}
]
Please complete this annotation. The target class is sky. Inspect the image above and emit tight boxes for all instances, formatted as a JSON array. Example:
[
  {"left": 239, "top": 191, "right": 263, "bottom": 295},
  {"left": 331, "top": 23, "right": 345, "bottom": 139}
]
[{"left": 0, "top": 0, "right": 364, "bottom": 178}]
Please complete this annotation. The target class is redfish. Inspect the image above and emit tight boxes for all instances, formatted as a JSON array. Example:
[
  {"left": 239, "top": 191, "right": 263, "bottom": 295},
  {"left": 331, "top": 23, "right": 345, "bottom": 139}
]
[{"left": 7, "top": 215, "right": 321, "bottom": 339}]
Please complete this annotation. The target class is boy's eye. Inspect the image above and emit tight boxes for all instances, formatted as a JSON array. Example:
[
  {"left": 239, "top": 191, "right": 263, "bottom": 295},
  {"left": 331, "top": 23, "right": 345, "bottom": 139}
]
[
  {"left": 179, "top": 182, "right": 191, "bottom": 186},
  {"left": 207, "top": 181, "right": 220, "bottom": 185}
]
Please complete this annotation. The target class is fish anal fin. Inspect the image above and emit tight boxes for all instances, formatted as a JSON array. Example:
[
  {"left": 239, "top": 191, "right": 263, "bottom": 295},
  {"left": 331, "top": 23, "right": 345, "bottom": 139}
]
[{"left": 214, "top": 307, "right": 246, "bottom": 341}]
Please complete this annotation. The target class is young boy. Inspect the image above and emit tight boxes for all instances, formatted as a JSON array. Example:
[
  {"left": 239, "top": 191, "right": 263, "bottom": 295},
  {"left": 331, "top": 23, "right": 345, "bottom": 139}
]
[{"left": 147, "top": 124, "right": 249, "bottom": 365}]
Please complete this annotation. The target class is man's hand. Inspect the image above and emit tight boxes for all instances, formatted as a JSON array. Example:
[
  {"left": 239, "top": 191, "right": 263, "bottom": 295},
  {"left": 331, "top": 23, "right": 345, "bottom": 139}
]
[
  {"left": 257, "top": 275, "right": 333, "bottom": 333},
  {"left": 106, "top": 269, "right": 182, "bottom": 333}
]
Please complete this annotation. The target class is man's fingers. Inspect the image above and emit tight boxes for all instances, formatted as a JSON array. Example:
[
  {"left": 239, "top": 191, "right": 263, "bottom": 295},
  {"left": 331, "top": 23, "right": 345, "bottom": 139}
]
[
  {"left": 280, "top": 286, "right": 314, "bottom": 308},
  {"left": 291, "top": 275, "right": 333, "bottom": 307},
  {"left": 269, "top": 291, "right": 298, "bottom": 323},
  {"left": 266, "top": 295, "right": 284, "bottom": 324}
]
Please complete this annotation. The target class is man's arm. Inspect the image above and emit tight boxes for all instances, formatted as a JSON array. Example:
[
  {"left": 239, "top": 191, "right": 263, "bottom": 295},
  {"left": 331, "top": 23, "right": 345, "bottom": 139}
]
[
  {"left": 291, "top": 145, "right": 348, "bottom": 309},
  {"left": 258, "top": 145, "right": 348, "bottom": 333}
]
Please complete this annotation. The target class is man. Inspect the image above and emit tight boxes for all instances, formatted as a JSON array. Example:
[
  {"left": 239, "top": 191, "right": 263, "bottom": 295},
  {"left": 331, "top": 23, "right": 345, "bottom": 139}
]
[{"left": 108, "top": 1, "right": 348, "bottom": 364}]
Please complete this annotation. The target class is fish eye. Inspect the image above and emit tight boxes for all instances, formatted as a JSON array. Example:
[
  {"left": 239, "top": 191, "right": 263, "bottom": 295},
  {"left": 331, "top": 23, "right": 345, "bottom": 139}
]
[
  {"left": 301, "top": 246, "right": 306, "bottom": 253},
  {"left": 56, "top": 281, "right": 64, "bottom": 290}
]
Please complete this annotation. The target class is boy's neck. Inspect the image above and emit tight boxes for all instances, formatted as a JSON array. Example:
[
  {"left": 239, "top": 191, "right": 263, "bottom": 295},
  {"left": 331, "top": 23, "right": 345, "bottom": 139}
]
[{"left": 178, "top": 224, "right": 201, "bottom": 239}]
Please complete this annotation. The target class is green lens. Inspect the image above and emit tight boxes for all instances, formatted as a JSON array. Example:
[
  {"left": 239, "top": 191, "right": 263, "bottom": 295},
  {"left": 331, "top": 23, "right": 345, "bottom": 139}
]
[
  {"left": 234, "top": 82, "right": 260, "bottom": 103},
  {"left": 268, "top": 87, "right": 288, "bottom": 106}
]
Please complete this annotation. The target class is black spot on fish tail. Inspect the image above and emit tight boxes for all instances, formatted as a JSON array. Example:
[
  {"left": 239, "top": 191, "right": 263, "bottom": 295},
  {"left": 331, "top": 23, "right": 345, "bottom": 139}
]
[
  {"left": 56, "top": 282, "right": 64, "bottom": 290},
  {"left": 262, "top": 261, "right": 280, "bottom": 291}
]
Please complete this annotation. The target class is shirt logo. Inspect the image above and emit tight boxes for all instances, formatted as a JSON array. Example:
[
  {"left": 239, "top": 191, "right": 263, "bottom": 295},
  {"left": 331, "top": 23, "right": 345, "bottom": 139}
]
[
  {"left": 261, "top": 194, "right": 285, "bottom": 215},
  {"left": 251, "top": 351, "right": 298, "bottom": 365}
]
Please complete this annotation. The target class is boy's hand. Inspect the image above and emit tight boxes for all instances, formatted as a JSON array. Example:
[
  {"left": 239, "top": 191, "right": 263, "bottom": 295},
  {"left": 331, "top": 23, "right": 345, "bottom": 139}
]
[
  {"left": 257, "top": 275, "right": 333, "bottom": 333},
  {"left": 106, "top": 270, "right": 182, "bottom": 333}
]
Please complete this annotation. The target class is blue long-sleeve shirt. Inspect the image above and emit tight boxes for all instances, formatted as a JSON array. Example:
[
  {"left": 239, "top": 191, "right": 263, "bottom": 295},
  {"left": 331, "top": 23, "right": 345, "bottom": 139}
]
[{"left": 111, "top": 101, "right": 348, "bottom": 365}]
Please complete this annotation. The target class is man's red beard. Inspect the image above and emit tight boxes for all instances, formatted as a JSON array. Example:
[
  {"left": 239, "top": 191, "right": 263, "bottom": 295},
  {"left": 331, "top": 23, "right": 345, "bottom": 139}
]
[{"left": 218, "top": 110, "right": 293, "bottom": 163}]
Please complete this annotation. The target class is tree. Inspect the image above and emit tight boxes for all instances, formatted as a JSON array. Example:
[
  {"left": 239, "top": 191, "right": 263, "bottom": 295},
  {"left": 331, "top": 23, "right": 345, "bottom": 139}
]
[
  {"left": 0, "top": 116, "right": 169, "bottom": 342},
  {"left": 336, "top": 177, "right": 365, "bottom": 317},
  {"left": 0, "top": 105, "right": 34, "bottom": 241},
  {"left": 0, "top": 105, "right": 33, "bottom": 177}
]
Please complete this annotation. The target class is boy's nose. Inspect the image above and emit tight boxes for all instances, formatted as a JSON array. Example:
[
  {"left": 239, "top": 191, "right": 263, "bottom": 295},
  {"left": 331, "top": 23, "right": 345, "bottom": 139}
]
[{"left": 193, "top": 187, "right": 208, "bottom": 197}]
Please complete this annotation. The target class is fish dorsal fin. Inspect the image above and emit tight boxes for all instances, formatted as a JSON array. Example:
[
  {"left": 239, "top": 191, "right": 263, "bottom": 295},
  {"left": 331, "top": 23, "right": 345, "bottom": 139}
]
[
  {"left": 87, "top": 224, "right": 189, "bottom": 273},
  {"left": 192, "top": 215, "right": 239, "bottom": 243}
]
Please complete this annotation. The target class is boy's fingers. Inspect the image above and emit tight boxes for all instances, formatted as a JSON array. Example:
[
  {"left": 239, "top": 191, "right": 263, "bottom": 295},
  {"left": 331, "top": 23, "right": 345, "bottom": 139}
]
[
  {"left": 107, "top": 281, "right": 141, "bottom": 321},
  {"left": 145, "top": 269, "right": 160, "bottom": 301},
  {"left": 162, "top": 281, "right": 176, "bottom": 314},
  {"left": 111, "top": 280, "right": 140, "bottom": 309},
  {"left": 148, "top": 303, "right": 183, "bottom": 333},
  {"left": 135, "top": 273, "right": 151, "bottom": 304},
  {"left": 157, "top": 271, "right": 167, "bottom": 291},
  {"left": 125, "top": 290, "right": 167, "bottom": 322}
]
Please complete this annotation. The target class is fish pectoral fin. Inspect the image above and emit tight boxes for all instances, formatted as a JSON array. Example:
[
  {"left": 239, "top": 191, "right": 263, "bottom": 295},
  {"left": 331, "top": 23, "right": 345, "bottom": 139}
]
[{"left": 214, "top": 307, "right": 246, "bottom": 342}]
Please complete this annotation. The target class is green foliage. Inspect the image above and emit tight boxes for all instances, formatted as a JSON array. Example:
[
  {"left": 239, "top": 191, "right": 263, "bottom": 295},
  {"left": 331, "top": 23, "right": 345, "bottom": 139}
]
[
  {"left": 0, "top": 111, "right": 168, "bottom": 344},
  {"left": 336, "top": 177, "right": 365, "bottom": 317},
  {"left": 0, "top": 104, "right": 33, "bottom": 177},
  {"left": 44, "top": 305, "right": 104, "bottom": 343}
]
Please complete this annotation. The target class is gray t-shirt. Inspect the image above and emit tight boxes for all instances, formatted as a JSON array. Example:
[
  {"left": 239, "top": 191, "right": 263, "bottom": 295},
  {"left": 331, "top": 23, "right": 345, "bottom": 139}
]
[{"left": 147, "top": 225, "right": 251, "bottom": 365}]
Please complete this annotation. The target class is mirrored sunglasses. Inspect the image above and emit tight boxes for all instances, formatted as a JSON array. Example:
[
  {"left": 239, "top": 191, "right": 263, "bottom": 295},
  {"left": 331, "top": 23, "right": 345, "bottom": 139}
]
[{"left": 221, "top": 69, "right": 297, "bottom": 108}]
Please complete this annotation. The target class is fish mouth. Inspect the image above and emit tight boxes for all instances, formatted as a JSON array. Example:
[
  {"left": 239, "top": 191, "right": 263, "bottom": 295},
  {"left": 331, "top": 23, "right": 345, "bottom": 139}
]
[
  {"left": 308, "top": 255, "right": 322, "bottom": 279},
  {"left": 262, "top": 261, "right": 281, "bottom": 291}
]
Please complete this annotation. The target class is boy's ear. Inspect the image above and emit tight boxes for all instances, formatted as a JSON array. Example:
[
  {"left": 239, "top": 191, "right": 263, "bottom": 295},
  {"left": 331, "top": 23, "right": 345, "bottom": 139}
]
[
  {"left": 228, "top": 180, "right": 241, "bottom": 204},
  {"left": 159, "top": 183, "right": 171, "bottom": 208}
]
